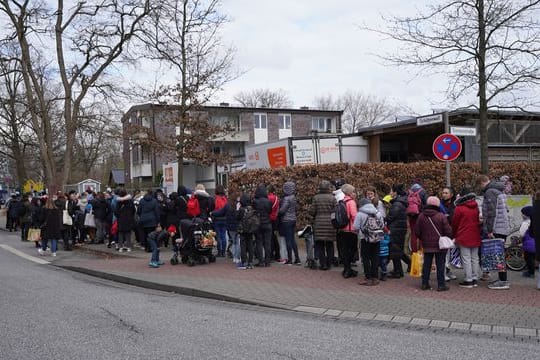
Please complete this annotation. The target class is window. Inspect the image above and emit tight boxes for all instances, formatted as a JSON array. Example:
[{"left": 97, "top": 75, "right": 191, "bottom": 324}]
[
  {"left": 278, "top": 114, "right": 291, "bottom": 129},
  {"left": 254, "top": 113, "right": 267, "bottom": 129},
  {"left": 141, "top": 116, "right": 151, "bottom": 128},
  {"left": 312, "top": 117, "right": 333, "bottom": 132},
  {"left": 211, "top": 116, "right": 240, "bottom": 130}
]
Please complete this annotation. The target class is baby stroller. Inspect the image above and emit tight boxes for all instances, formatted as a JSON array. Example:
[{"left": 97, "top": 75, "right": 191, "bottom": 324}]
[{"left": 170, "top": 218, "right": 217, "bottom": 266}]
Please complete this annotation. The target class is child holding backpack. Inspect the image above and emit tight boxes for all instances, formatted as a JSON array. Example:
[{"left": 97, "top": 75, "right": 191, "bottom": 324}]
[{"left": 354, "top": 198, "right": 385, "bottom": 286}]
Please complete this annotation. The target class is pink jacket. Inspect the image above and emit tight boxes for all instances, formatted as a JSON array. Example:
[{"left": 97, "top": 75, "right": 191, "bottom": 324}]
[{"left": 341, "top": 195, "right": 358, "bottom": 232}]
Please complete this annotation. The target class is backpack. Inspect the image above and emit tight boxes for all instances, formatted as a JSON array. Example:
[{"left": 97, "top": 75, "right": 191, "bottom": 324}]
[
  {"left": 363, "top": 214, "right": 385, "bottom": 243},
  {"left": 331, "top": 199, "right": 350, "bottom": 229},
  {"left": 214, "top": 195, "right": 227, "bottom": 211},
  {"left": 406, "top": 189, "right": 422, "bottom": 216},
  {"left": 186, "top": 196, "right": 201, "bottom": 218},
  {"left": 239, "top": 206, "right": 260, "bottom": 234}
]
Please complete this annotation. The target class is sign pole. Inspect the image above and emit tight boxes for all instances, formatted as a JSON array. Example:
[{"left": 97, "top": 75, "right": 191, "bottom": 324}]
[{"left": 444, "top": 112, "right": 451, "bottom": 187}]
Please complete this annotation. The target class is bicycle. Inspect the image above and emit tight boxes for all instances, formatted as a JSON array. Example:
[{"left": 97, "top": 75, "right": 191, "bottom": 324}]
[{"left": 504, "top": 235, "right": 526, "bottom": 271}]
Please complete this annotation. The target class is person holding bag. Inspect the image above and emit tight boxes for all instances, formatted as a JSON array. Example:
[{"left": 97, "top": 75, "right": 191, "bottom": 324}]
[
  {"left": 38, "top": 197, "right": 63, "bottom": 257},
  {"left": 415, "top": 196, "right": 453, "bottom": 291}
]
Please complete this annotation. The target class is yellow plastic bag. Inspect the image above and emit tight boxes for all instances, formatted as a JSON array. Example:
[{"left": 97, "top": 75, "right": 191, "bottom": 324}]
[
  {"left": 27, "top": 228, "right": 41, "bottom": 242},
  {"left": 409, "top": 250, "right": 423, "bottom": 278}
]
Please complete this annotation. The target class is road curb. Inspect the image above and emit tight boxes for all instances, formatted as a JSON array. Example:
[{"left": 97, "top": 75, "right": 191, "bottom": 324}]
[{"left": 56, "top": 264, "right": 286, "bottom": 310}]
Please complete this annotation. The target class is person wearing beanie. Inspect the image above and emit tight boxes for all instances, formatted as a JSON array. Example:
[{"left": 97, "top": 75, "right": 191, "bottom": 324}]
[
  {"left": 519, "top": 206, "right": 536, "bottom": 277},
  {"left": 387, "top": 184, "right": 410, "bottom": 278},
  {"left": 279, "top": 181, "right": 301, "bottom": 266},
  {"left": 407, "top": 182, "right": 428, "bottom": 253},
  {"left": 452, "top": 189, "right": 481, "bottom": 288},
  {"left": 147, "top": 225, "right": 176, "bottom": 268},
  {"left": 415, "top": 196, "right": 452, "bottom": 291}
]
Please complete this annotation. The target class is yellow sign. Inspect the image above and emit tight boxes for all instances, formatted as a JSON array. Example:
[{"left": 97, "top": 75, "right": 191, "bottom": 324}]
[{"left": 22, "top": 179, "right": 44, "bottom": 194}]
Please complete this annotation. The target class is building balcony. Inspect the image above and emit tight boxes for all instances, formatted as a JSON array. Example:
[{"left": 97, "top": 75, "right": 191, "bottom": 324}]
[{"left": 213, "top": 129, "right": 250, "bottom": 142}]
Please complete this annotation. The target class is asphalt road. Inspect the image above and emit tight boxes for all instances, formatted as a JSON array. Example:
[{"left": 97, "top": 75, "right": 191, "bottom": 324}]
[{"left": 0, "top": 247, "right": 537, "bottom": 360}]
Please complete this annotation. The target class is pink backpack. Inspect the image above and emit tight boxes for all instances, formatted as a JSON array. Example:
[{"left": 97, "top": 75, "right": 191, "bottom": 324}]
[{"left": 406, "top": 189, "right": 422, "bottom": 216}]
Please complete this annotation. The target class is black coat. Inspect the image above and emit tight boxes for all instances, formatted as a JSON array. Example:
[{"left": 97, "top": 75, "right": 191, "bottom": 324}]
[
  {"left": 41, "top": 208, "right": 62, "bottom": 240},
  {"left": 115, "top": 199, "right": 136, "bottom": 232},
  {"left": 253, "top": 186, "right": 272, "bottom": 226},
  {"left": 387, "top": 195, "right": 408, "bottom": 235},
  {"left": 92, "top": 198, "right": 111, "bottom": 221},
  {"left": 530, "top": 198, "right": 540, "bottom": 261},
  {"left": 137, "top": 194, "right": 160, "bottom": 228}
]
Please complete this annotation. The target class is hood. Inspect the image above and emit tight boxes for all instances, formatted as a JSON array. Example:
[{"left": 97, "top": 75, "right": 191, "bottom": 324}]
[
  {"left": 411, "top": 183, "right": 422, "bottom": 192},
  {"left": 484, "top": 181, "right": 505, "bottom": 194},
  {"left": 254, "top": 185, "right": 268, "bottom": 199},
  {"left": 454, "top": 193, "right": 476, "bottom": 206},
  {"left": 392, "top": 194, "right": 408, "bottom": 207},
  {"left": 359, "top": 202, "right": 378, "bottom": 215},
  {"left": 177, "top": 185, "right": 188, "bottom": 197},
  {"left": 194, "top": 189, "right": 210, "bottom": 198},
  {"left": 422, "top": 205, "right": 441, "bottom": 217},
  {"left": 283, "top": 181, "right": 296, "bottom": 196},
  {"left": 240, "top": 194, "right": 251, "bottom": 207}
]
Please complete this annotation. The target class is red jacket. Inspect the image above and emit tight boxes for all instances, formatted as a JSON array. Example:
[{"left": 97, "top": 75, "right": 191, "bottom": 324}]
[
  {"left": 268, "top": 192, "right": 279, "bottom": 222},
  {"left": 415, "top": 206, "right": 452, "bottom": 253},
  {"left": 451, "top": 195, "right": 481, "bottom": 248}
]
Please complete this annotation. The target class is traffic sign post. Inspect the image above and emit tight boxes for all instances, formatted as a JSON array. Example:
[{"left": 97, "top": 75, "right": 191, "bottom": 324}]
[{"left": 433, "top": 130, "right": 462, "bottom": 187}]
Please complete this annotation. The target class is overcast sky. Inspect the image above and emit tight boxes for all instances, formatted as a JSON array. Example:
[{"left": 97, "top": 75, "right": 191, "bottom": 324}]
[{"left": 209, "top": 0, "right": 450, "bottom": 115}]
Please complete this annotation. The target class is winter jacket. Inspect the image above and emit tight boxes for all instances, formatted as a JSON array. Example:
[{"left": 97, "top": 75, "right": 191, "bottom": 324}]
[
  {"left": 20, "top": 200, "right": 32, "bottom": 224},
  {"left": 481, "top": 181, "right": 510, "bottom": 236},
  {"left": 353, "top": 202, "right": 385, "bottom": 240},
  {"left": 451, "top": 193, "right": 481, "bottom": 248},
  {"left": 164, "top": 196, "right": 181, "bottom": 227},
  {"left": 379, "top": 234, "right": 390, "bottom": 257},
  {"left": 41, "top": 208, "right": 62, "bottom": 240},
  {"left": 253, "top": 185, "right": 272, "bottom": 226},
  {"left": 137, "top": 193, "right": 160, "bottom": 228},
  {"left": 8, "top": 199, "right": 23, "bottom": 218},
  {"left": 279, "top": 182, "right": 297, "bottom": 223},
  {"left": 147, "top": 230, "right": 170, "bottom": 246},
  {"left": 91, "top": 198, "right": 111, "bottom": 221},
  {"left": 115, "top": 195, "right": 136, "bottom": 232},
  {"left": 268, "top": 192, "right": 280, "bottom": 222},
  {"left": 387, "top": 195, "right": 408, "bottom": 235},
  {"left": 520, "top": 218, "right": 535, "bottom": 253},
  {"left": 415, "top": 205, "right": 452, "bottom": 253},
  {"left": 531, "top": 198, "right": 540, "bottom": 261},
  {"left": 193, "top": 190, "right": 214, "bottom": 220},
  {"left": 310, "top": 189, "right": 337, "bottom": 242},
  {"left": 212, "top": 201, "right": 240, "bottom": 232},
  {"left": 30, "top": 204, "right": 44, "bottom": 228},
  {"left": 440, "top": 198, "right": 456, "bottom": 223},
  {"left": 340, "top": 195, "right": 357, "bottom": 232}
]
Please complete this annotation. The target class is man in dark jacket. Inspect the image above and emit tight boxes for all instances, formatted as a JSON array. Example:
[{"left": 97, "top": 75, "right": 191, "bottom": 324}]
[
  {"left": 387, "top": 184, "right": 409, "bottom": 278},
  {"left": 253, "top": 184, "right": 272, "bottom": 267},
  {"left": 91, "top": 192, "right": 112, "bottom": 244},
  {"left": 137, "top": 190, "right": 160, "bottom": 252}
]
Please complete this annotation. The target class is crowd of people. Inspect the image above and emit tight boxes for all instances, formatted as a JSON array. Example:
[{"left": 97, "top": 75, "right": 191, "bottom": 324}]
[{"left": 3, "top": 174, "right": 540, "bottom": 291}]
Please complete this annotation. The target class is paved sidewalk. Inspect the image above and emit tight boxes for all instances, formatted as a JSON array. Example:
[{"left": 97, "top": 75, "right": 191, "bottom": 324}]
[{"left": 1, "top": 228, "right": 540, "bottom": 340}]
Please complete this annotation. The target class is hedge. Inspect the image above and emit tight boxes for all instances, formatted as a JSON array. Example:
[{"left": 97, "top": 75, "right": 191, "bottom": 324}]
[{"left": 228, "top": 161, "right": 540, "bottom": 228}]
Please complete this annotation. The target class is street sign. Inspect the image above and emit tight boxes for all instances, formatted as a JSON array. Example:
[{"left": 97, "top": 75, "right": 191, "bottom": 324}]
[
  {"left": 450, "top": 126, "right": 477, "bottom": 137},
  {"left": 417, "top": 114, "right": 443, "bottom": 126},
  {"left": 432, "top": 133, "right": 462, "bottom": 161}
]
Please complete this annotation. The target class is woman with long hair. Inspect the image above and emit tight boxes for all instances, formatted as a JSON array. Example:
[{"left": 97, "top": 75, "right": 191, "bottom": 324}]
[{"left": 38, "top": 197, "right": 62, "bottom": 257}]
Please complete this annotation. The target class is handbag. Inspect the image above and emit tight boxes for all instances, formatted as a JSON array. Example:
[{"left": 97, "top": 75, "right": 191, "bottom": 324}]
[
  {"left": 84, "top": 210, "right": 96, "bottom": 228},
  {"left": 27, "top": 228, "right": 41, "bottom": 242},
  {"left": 480, "top": 238, "right": 506, "bottom": 271},
  {"left": 63, "top": 201, "right": 73, "bottom": 226},
  {"left": 428, "top": 217, "right": 455, "bottom": 249},
  {"left": 409, "top": 250, "right": 423, "bottom": 277}
]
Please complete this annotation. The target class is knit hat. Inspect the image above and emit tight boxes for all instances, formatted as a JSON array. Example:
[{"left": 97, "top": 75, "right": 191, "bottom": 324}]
[
  {"left": 411, "top": 183, "right": 422, "bottom": 192},
  {"left": 521, "top": 206, "right": 533, "bottom": 218},
  {"left": 426, "top": 196, "right": 440, "bottom": 207},
  {"left": 382, "top": 195, "right": 393, "bottom": 204},
  {"left": 167, "top": 225, "right": 177, "bottom": 233}
]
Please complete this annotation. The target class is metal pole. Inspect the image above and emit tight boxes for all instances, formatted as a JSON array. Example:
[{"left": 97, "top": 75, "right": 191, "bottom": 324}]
[{"left": 444, "top": 112, "right": 451, "bottom": 187}]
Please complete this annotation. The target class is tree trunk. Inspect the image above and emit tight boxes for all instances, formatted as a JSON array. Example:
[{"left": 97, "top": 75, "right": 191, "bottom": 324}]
[{"left": 477, "top": 0, "right": 489, "bottom": 175}]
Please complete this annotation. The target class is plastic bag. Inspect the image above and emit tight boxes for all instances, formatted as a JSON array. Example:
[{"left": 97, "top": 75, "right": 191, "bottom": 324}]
[{"left": 409, "top": 250, "right": 423, "bottom": 278}]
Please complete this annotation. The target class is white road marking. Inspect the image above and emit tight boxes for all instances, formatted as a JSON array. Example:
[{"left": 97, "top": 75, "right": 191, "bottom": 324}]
[{"left": 0, "top": 244, "right": 50, "bottom": 265}]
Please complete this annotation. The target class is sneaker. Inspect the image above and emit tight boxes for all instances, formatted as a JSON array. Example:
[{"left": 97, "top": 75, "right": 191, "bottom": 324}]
[
  {"left": 148, "top": 262, "right": 160, "bottom": 268},
  {"left": 522, "top": 271, "right": 534, "bottom": 278},
  {"left": 246, "top": 263, "right": 254, "bottom": 269},
  {"left": 488, "top": 280, "right": 510, "bottom": 290},
  {"left": 126, "top": 248, "right": 131, "bottom": 252},
  {"left": 421, "top": 284, "right": 432, "bottom": 290},
  {"left": 472, "top": 280, "right": 478, "bottom": 287},
  {"left": 118, "top": 248, "right": 124, "bottom": 253},
  {"left": 37, "top": 248, "right": 45, "bottom": 256},
  {"left": 157, "top": 260, "right": 165, "bottom": 265},
  {"left": 437, "top": 286, "right": 450, "bottom": 292},
  {"left": 285, "top": 260, "right": 292, "bottom": 265},
  {"left": 459, "top": 281, "right": 474, "bottom": 288},
  {"left": 293, "top": 259, "right": 302, "bottom": 266},
  {"left": 115, "top": 246, "right": 119, "bottom": 251},
  {"left": 237, "top": 263, "right": 247, "bottom": 270},
  {"left": 278, "top": 259, "right": 287, "bottom": 264},
  {"left": 51, "top": 252, "right": 57, "bottom": 257},
  {"left": 480, "top": 273, "right": 491, "bottom": 281}
]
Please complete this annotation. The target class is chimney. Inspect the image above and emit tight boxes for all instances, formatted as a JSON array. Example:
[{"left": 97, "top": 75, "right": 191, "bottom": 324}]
[{"left": 219, "top": 102, "right": 229, "bottom": 107}]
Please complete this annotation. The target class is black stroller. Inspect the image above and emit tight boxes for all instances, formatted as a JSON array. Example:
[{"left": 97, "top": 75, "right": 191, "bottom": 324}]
[{"left": 170, "top": 218, "right": 217, "bottom": 266}]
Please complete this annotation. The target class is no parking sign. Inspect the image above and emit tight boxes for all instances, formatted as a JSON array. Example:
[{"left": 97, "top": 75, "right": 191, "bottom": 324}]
[{"left": 432, "top": 133, "right": 462, "bottom": 161}]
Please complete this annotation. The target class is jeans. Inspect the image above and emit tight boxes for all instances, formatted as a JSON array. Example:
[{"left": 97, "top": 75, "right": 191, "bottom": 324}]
[
  {"left": 281, "top": 221, "right": 299, "bottom": 262},
  {"left": 360, "top": 239, "right": 380, "bottom": 279},
  {"left": 459, "top": 246, "right": 479, "bottom": 282},
  {"left": 379, "top": 256, "right": 388, "bottom": 274},
  {"left": 62, "top": 226, "right": 73, "bottom": 249},
  {"left": 338, "top": 231, "right": 357, "bottom": 274},
  {"left": 278, "top": 235, "right": 287, "bottom": 260},
  {"left": 21, "top": 223, "right": 30, "bottom": 241},
  {"left": 422, "top": 251, "right": 447, "bottom": 288},
  {"left": 95, "top": 218, "right": 106, "bottom": 243},
  {"left": 149, "top": 236, "right": 160, "bottom": 263},
  {"left": 314, "top": 241, "right": 334, "bottom": 268},
  {"left": 256, "top": 224, "right": 273, "bottom": 265},
  {"left": 143, "top": 227, "right": 154, "bottom": 251},
  {"left": 214, "top": 222, "right": 227, "bottom": 255},
  {"left": 240, "top": 233, "right": 254, "bottom": 265},
  {"left": 118, "top": 231, "right": 132, "bottom": 249},
  {"left": 228, "top": 230, "right": 240, "bottom": 260},
  {"left": 41, "top": 238, "right": 58, "bottom": 253},
  {"left": 524, "top": 251, "right": 536, "bottom": 275}
]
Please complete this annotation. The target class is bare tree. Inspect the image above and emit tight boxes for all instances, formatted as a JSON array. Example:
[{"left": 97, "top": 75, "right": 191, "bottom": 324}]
[
  {"left": 0, "top": 0, "right": 153, "bottom": 191},
  {"left": 137, "top": 0, "right": 238, "bottom": 182},
  {"left": 365, "top": 0, "right": 540, "bottom": 174},
  {"left": 234, "top": 88, "right": 293, "bottom": 108},
  {"left": 313, "top": 93, "right": 341, "bottom": 111}
]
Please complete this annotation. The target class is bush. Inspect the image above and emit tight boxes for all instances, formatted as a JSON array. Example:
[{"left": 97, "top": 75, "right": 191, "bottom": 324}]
[{"left": 229, "top": 161, "right": 540, "bottom": 228}]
